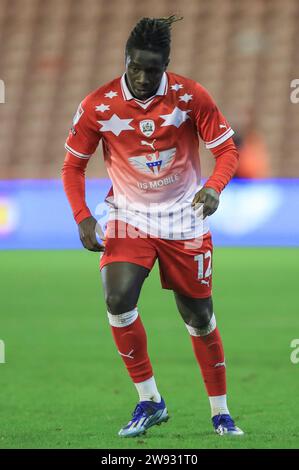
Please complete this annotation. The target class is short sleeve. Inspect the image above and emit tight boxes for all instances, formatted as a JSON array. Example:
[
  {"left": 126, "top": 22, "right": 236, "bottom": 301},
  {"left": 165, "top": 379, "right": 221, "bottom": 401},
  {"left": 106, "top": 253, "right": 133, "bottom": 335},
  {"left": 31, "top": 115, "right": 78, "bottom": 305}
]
[
  {"left": 65, "top": 96, "right": 101, "bottom": 159},
  {"left": 192, "top": 83, "right": 234, "bottom": 149}
]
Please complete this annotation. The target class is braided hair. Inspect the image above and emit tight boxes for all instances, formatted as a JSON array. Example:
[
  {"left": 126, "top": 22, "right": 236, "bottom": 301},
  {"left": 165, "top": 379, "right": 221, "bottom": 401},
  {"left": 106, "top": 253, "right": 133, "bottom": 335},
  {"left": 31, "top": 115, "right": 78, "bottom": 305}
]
[{"left": 126, "top": 15, "right": 183, "bottom": 62}]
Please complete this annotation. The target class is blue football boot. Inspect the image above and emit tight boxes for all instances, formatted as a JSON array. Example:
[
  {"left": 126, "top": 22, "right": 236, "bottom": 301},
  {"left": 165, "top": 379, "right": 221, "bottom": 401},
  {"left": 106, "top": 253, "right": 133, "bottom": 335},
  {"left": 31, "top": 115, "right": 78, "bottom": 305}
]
[
  {"left": 118, "top": 398, "right": 169, "bottom": 437},
  {"left": 212, "top": 414, "right": 244, "bottom": 436}
]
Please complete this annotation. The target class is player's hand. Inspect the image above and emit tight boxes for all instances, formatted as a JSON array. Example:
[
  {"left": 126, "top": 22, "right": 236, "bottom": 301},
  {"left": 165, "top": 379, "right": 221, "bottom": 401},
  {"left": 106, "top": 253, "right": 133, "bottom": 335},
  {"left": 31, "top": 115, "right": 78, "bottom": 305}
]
[
  {"left": 78, "top": 216, "right": 105, "bottom": 252},
  {"left": 191, "top": 187, "right": 220, "bottom": 219}
]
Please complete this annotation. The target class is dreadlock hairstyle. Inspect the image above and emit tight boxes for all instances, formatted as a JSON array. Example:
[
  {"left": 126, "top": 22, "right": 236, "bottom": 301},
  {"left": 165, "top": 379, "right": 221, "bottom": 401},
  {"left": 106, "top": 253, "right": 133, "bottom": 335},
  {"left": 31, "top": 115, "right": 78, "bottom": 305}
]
[{"left": 126, "top": 14, "right": 183, "bottom": 62}]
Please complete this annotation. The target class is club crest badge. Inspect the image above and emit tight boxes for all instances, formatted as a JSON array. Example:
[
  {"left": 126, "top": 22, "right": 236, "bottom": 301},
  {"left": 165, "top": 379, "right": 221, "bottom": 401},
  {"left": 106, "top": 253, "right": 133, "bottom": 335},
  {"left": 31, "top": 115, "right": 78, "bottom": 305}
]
[{"left": 139, "top": 120, "right": 155, "bottom": 137}]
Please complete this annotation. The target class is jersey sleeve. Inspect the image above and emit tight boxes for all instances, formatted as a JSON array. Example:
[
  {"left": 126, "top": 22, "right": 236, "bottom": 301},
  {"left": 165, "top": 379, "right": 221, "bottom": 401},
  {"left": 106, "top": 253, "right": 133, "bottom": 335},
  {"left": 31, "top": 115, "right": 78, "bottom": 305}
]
[
  {"left": 65, "top": 96, "right": 101, "bottom": 159},
  {"left": 192, "top": 83, "right": 234, "bottom": 149}
]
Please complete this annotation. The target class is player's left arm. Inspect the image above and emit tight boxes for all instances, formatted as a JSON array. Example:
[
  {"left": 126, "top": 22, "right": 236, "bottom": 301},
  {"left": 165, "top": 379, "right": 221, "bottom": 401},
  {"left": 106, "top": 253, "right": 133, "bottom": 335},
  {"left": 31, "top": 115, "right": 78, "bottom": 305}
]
[{"left": 191, "top": 83, "right": 239, "bottom": 218}]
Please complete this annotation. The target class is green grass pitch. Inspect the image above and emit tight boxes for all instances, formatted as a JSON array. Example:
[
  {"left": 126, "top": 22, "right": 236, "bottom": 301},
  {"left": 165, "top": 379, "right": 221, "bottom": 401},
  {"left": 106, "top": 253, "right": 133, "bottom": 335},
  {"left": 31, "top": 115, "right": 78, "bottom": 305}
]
[{"left": 0, "top": 248, "right": 298, "bottom": 449}]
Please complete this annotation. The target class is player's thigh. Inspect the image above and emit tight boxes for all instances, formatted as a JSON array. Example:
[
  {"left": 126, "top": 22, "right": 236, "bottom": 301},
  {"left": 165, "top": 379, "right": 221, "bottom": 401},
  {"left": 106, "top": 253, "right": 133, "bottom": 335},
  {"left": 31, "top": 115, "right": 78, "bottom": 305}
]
[
  {"left": 101, "top": 262, "right": 150, "bottom": 314},
  {"left": 100, "top": 220, "right": 157, "bottom": 314},
  {"left": 157, "top": 231, "right": 213, "bottom": 299}
]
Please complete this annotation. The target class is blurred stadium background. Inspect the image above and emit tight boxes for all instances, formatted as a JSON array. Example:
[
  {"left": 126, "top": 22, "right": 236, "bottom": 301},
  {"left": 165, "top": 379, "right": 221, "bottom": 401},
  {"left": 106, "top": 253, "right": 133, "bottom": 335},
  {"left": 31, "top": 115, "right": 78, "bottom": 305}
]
[
  {"left": 1, "top": 0, "right": 299, "bottom": 247},
  {"left": 0, "top": 0, "right": 299, "bottom": 449}
]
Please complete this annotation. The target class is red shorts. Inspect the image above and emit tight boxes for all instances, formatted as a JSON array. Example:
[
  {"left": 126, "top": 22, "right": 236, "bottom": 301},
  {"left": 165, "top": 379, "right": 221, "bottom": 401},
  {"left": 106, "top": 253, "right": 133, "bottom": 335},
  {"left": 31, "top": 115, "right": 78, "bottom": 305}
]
[{"left": 100, "top": 221, "right": 213, "bottom": 298}]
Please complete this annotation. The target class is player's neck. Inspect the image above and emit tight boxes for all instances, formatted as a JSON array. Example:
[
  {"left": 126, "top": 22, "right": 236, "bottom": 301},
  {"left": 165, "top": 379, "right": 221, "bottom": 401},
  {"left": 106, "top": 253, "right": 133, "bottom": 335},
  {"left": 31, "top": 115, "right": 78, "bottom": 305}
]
[{"left": 124, "top": 73, "right": 159, "bottom": 102}]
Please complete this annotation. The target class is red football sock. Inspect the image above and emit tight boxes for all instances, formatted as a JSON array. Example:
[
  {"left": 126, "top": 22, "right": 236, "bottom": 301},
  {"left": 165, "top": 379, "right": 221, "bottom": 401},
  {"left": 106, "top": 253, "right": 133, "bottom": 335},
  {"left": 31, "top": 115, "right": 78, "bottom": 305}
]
[
  {"left": 110, "top": 314, "right": 153, "bottom": 384},
  {"left": 190, "top": 327, "right": 226, "bottom": 396}
]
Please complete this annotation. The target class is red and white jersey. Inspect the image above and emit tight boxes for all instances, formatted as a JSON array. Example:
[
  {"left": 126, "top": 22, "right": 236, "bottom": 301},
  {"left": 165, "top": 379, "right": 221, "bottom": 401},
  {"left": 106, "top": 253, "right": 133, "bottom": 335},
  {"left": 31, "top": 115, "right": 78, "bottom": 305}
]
[{"left": 65, "top": 72, "right": 234, "bottom": 239}]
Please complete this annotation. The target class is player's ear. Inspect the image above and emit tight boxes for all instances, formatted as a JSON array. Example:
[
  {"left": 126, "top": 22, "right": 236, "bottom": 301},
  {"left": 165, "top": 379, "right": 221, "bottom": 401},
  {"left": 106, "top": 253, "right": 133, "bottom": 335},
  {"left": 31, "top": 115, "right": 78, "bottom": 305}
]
[{"left": 164, "top": 58, "right": 170, "bottom": 69}]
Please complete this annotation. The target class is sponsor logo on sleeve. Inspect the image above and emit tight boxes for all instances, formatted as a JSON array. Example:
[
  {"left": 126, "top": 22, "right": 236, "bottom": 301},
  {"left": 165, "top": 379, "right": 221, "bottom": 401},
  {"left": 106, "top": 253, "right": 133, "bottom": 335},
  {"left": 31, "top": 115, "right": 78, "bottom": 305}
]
[{"left": 72, "top": 103, "right": 84, "bottom": 126}]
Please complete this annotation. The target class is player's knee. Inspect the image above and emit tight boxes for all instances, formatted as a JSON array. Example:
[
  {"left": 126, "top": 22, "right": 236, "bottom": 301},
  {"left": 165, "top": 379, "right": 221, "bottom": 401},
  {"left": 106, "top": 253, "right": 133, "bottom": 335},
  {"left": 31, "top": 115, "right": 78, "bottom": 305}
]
[
  {"left": 105, "top": 292, "right": 135, "bottom": 315},
  {"left": 188, "top": 302, "right": 213, "bottom": 328},
  {"left": 196, "top": 307, "right": 213, "bottom": 328}
]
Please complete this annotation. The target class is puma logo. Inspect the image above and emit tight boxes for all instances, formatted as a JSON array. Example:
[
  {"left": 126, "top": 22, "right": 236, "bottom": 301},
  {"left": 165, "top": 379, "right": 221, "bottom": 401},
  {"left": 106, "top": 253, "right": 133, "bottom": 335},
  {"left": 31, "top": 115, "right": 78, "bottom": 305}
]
[
  {"left": 214, "top": 361, "right": 226, "bottom": 368},
  {"left": 141, "top": 139, "right": 157, "bottom": 151},
  {"left": 118, "top": 349, "right": 135, "bottom": 360}
]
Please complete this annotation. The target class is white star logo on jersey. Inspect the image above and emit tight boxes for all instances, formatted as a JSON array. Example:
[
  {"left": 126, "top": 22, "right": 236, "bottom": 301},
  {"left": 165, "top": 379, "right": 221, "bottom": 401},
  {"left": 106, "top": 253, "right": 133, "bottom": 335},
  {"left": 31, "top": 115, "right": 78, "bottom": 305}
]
[
  {"left": 171, "top": 84, "right": 183, "bottom": 91},
  {"left": 160, "top": 107, "right": 191, "bottom": 128},
  {"left": 179, "top": 93, "right": 193, "bottom": 103},
  {"left": 97, "top": 114, "right": 134, "bottom": 136},
  {"left": 95, "top": 104, "right": 110, "bottom": 112},
  {"left": 105, "top": 90, "right": 118, "bottom": 99},
  {"left": 128, "top": 147, "right": 176, "bottom": 176}
]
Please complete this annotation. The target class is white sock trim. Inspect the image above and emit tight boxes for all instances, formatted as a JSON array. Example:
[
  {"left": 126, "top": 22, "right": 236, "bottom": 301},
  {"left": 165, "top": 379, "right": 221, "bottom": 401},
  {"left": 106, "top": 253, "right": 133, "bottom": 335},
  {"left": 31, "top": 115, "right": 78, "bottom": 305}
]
[
  {"left": 107, "top": 308, "right": 138, "bottom": 328},
  {"left": 185, "top": 313, "right": 216, "bottom": 337},
  {"left": 209, "top": 394, "right": 229, "bottom": 417},
  {"left": 134, "top": 376, "right": 161, "bottom": 403}
]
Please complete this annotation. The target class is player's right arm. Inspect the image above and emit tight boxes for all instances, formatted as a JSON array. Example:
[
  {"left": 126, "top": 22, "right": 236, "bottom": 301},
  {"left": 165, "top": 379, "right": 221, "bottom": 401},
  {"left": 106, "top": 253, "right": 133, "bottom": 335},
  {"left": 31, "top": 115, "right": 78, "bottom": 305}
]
[{"left": 62, "top": 97, "right": 104, "bottom": 252}]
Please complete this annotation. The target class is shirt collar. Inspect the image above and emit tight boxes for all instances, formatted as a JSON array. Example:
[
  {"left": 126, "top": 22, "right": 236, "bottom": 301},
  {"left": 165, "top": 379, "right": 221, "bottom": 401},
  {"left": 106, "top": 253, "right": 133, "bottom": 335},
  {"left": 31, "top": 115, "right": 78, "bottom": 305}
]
[{"left": 120, "top": 72, "right": 168, "bottom": 102}]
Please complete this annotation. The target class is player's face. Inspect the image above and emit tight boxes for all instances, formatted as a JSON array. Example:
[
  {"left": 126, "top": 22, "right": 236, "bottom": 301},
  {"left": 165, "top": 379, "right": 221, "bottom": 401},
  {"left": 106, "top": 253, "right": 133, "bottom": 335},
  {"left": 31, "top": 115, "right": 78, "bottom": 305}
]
[{"left": 125, "top": 48, "right": 169, "bottom": 100}]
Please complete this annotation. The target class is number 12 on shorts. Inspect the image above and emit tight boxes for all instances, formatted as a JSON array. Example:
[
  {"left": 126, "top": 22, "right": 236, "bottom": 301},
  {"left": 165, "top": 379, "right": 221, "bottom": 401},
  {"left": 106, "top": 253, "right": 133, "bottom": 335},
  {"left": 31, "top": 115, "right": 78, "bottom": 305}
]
[{"left": 194, "top": 251, "right": 212, "bottom": 280}]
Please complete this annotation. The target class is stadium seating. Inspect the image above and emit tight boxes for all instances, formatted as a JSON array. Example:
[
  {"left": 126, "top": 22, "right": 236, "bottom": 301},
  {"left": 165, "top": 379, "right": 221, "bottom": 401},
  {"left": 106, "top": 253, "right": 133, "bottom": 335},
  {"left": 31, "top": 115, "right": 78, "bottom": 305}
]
[{"left": 0, "top": 0, "right": 298, "bottom": 178}]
